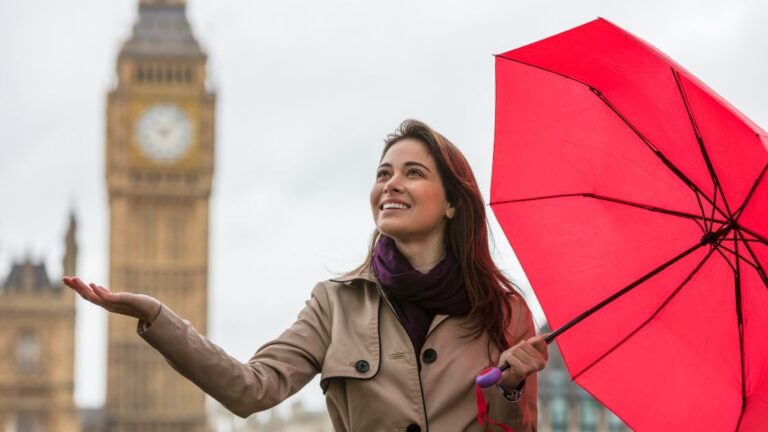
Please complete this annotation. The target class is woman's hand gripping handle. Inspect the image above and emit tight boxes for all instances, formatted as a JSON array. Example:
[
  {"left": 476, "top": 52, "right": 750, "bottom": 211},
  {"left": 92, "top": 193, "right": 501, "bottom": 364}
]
[{"left": 476, "top": 333, "right": 550, "bottom": 389}]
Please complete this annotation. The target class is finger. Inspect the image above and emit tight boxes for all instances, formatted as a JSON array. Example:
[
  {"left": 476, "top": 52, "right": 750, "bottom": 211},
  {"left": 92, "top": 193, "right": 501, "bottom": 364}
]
[
  {"left": 512, "top": 345, "right": 543, "bottom": 375},
  {"left": 522, "top": 338, "right": 548, "bottom": 359},
  {"left": 90, "top": 283, "right": 109, "bottom": 299},
  {"left": 528, "top": 334, "right": 548, "bottom": 351},
  {"left": 519, "top": 343, "right": 547, "bottom": 369},
  {"left": 521, "top": 339, "right": 546, "bottom": 358},
  {"left": 92, "top": 284, "right": 123, "bottom": 305},
  {"left": 72, "top": 277, "right": 91, "bottom": 291},
  {"left": 502, "top": 355, "right": 527, "bottom": 385},
  {"left": 500, "top": 339, "right": 526, "bottom": 362},
  {"left": 509, "top": 349, "right": 534, "bottom": 376},
  {"left": 80, "top": 281, "right": 110, "bottom": 307},
  {"left": 63, "top": 278, "right": 82, "bottom": 294},
  {"left": 62, "top": 276, "right": 80, "bottom": 290},
  {"left": 498, "top": 347, "right": 519, "bottom": 369},
  {"left": 501, "top": 339, "right": 535, "bottom": 367},
  {"left": 528, "top": 333, "right": 546, "bottom": 343},
  {"left": 498, "top": 349, "right": 511, "bottom": 368},
  {"left": 69, "top": 277, "right": 98, "bottom": 302},
  {"left": 504, "top": 361, "right": 520, "bottom": 382}
]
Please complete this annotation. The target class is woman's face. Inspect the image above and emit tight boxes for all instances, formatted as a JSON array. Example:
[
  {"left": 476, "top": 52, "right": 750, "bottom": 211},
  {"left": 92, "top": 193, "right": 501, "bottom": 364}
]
[{"left": 370, "top": 138, "right": 455, "bottom": 244}]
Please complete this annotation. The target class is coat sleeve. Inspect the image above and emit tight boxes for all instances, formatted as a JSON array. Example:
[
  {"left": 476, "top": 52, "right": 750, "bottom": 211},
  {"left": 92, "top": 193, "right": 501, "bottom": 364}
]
[
  {"left": 482, "top": 292, "right": 539, "bottom": 431},
  {"left": 136, "top": 282, "right": 332, "bottom": 418}
]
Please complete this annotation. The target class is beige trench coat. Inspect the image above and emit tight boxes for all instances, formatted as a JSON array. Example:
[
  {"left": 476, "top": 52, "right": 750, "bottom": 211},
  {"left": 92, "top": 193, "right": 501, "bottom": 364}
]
[{"left": 138, "top": 267, "right": 538, "bottom": 431}]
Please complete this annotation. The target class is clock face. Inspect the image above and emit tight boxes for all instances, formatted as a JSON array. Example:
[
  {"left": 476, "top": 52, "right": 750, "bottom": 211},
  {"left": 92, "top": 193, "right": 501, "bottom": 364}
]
[{"left": 136, "top": 103, "right": 192, "bottom": 162}]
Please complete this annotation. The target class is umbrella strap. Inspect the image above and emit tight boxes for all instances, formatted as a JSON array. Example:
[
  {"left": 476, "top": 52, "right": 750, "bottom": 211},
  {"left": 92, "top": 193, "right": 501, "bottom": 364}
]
[{"left": 476, "top": 368, "right": 515, "bottom": 432}]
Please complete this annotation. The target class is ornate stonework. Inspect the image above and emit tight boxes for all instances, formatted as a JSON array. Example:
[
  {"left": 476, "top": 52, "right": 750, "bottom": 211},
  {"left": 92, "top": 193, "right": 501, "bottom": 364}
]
[
  {"left": 104, "top": 0, "right": 215, "bottom": 429},
  {"left": 0, "top": 214, "right": 79, "bottom": 432}
]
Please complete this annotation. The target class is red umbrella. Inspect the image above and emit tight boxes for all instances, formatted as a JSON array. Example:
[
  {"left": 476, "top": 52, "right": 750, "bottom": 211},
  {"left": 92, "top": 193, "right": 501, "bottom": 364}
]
[{"left": 489, "top": 18, "right": 768, "bottom": 431}]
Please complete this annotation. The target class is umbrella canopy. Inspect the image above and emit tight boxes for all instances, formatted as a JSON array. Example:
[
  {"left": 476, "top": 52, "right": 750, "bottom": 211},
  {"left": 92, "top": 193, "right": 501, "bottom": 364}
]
[{"left": 491, "top": 18, "right": 768, "bottom": 431}]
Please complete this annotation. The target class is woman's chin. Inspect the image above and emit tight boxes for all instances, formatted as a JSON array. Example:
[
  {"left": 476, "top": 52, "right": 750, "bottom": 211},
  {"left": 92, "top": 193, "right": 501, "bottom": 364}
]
[{"left": 376, "top": 224, "right": 406, "bottom": 240}]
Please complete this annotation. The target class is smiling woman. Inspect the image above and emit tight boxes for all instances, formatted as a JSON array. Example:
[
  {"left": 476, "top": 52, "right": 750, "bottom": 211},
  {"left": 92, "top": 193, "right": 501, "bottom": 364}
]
[
  {"left": 63, "top": 119, "right": 547, "bottom": 432},
  {"left": 370, "top": 138, "right": 455, "bottom": 271}
]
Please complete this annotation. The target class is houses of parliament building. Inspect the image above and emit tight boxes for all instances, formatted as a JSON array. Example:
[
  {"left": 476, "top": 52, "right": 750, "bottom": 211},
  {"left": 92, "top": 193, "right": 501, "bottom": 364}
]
[{"left": 0, "top": 1, "right": 627, "bottom": 431}]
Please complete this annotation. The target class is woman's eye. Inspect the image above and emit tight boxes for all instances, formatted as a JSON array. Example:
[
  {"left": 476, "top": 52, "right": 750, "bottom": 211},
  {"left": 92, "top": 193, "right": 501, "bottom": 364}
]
[{"left": 376, "top": 169, "right": 421, "bottom": 179}]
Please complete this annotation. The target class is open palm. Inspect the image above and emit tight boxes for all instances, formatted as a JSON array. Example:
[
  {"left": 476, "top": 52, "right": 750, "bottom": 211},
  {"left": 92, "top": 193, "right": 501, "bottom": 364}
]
[{"left": 62, "top": 276, "right": 161, "bottom": 324}]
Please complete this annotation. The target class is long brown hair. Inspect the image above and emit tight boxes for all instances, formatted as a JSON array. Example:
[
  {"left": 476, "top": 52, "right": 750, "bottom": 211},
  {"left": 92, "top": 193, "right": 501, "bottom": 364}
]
[{"left": 348, "top": 119, "right": 519, "bottom": 352}]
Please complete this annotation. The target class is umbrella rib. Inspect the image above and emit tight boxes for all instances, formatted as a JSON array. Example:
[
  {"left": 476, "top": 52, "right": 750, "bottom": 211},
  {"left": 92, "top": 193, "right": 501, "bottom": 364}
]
[
  {"left": 694, "top": 190, "right": 710, "bottom": 232},
  {"left": 718, "top": 244, "right": 758, "bottom": 272},
  {"left": 570, "top": 236, "right": 722, "bottom": 381},
  {"left": 588, "top": 88, "right": 729, "bottom": 221},
  {"left": 491, "top": 193, "right": 727, "bottom": 225},
  {"left": 693, "top": 218, "right": 705, "bottom": 234},
  {"left": 495, "top": 54, "right": 593, "bottom": 86},
  {"left": 711, "top": 186, "right": 719, "bottom": 233},
  {"left": 736, "top": 229, "right": 768, "bottom": 289},
  {"left": 494, "top": 54, "right": 728, "bottom": 222},
  {"left": 672, "top": 68, "right": 735, "bottom": 218},
  {"left": 733, "top": 240, "right": 747, "bottom": 431},
  {"left": 733, "top": 162, "right": 768, "bottom": 222},
  {"left": 544, "top": 230, "right": 725, "bottom": 345},
  {"left": 737, "top": 225, "right": 768, "bottom": 246},
  {"left": 713, "top": 243, "right": 738, "bottom": 272}
]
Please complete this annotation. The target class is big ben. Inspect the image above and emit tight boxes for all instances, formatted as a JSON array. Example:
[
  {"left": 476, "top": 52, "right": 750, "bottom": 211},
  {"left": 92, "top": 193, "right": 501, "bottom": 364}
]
[{"left": 105, "top": 0, "right": 215, "bottom": 431}]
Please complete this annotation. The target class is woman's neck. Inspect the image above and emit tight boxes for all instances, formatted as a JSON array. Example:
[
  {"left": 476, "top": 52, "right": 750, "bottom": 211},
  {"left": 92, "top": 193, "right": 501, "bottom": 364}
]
[{"left": 392, "top": 236, "right": 447, "bottom": 274}]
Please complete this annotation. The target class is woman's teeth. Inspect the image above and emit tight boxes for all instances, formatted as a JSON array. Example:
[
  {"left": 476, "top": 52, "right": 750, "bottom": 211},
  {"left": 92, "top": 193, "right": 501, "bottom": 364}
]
[{"left": 382, "top": 203, "right": 410, "bottom": 210}]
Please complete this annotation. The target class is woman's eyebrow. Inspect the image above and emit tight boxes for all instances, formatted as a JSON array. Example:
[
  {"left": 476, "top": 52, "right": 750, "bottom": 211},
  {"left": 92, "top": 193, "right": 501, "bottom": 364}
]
[{"left": 377, "top": 161, "right": 432, "bottom": 173}]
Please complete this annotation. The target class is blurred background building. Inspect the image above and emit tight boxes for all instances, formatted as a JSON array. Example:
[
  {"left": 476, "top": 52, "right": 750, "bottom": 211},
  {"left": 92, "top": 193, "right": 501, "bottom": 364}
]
[
  {"left": 207, "top": 400, "right": 332, "bottom": 432},
  {"left": 0, "top": 215, "right": 79, "bottom": 432},
  {"left": 103, "top": 0, "right": 215, "bottom": 430},
  {"left": 0, "top": 0, "right": 629, "bottom": 431}
]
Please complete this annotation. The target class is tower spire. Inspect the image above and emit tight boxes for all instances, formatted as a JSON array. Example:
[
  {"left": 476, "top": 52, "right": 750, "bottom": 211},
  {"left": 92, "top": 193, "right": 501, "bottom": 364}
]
[
  {"left": 62, "top": 211, "right": 77, "bottom": 277},
  {"left": 120, "top": 0, "right": 204, "bottom": 60}
]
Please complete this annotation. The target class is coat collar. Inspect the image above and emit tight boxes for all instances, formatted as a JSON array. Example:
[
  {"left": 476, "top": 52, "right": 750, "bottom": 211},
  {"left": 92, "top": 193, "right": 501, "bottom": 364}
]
[
  {"left": 329, "top": 266, "right": 379, "bottom": 285},
  {"left": 330, "top": 266, "right": 452, "bottom": 337}
]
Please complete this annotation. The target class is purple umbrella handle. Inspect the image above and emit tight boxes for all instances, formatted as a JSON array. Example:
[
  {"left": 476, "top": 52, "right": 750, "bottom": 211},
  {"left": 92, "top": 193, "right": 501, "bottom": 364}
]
[
  {"left": 476, "top": 333, "right": 554, "bottom": 388},
  {"left": 475, "top": 363, "right": 510, "bottom": 388}
]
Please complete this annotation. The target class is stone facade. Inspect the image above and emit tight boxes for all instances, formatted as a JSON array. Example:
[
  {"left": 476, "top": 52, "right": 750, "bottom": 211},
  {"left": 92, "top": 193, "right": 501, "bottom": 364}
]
[
  {"left": 103, "top": 0, "right": 216, "bottom": 430},
  {"left": 0, "top": 214, "right": 79, "bottom": 432}
]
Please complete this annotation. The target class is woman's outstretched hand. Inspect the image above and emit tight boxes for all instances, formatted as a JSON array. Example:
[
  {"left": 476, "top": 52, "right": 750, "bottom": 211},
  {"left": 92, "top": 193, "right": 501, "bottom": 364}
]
[
  {"left": 62, "top": 276, "right": 162, "bottom": 325},
  {"left": 497, "top": 334, "right": 549, "bottom": 390}
]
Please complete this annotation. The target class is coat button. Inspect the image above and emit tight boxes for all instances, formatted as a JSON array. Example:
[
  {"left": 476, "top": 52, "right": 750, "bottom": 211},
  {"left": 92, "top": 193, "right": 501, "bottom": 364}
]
[
  {"left": 422, "top": 348, "right": 437, "bottom": 364},
  {"left": 406, "top": 424, "right": 421, "bottom": 432},
  {"left": 354, "top": 360, "right": 369, "bottom": 373}
]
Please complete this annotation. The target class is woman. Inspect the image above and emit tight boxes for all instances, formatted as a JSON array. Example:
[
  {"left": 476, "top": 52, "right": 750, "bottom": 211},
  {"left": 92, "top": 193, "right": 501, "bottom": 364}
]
[{"left": 64, "top": 119, "right": 548, "bottom": 431}]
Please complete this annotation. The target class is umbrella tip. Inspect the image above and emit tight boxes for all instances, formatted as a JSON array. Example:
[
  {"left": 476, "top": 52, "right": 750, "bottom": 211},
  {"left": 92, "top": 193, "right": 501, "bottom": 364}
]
[{"left": 595, "top": 16, "right": 613, "bottom": 25}]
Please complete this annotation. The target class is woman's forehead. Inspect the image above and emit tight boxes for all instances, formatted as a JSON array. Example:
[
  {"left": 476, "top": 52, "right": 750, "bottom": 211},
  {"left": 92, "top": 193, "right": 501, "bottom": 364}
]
[{"left": 381, "top": 138, "right": 435, "bottom": 165}]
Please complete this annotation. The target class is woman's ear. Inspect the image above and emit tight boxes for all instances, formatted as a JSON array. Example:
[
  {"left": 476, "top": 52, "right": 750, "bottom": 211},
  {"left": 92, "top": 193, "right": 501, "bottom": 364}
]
[{"left": 446, "top": 204, "right": 456, "bottom": 220}]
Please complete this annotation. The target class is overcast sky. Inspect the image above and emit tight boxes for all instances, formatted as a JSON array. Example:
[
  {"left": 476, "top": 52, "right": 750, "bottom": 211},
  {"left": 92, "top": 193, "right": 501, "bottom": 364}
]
[{"left": 1, "top": 0, "right": 766, "bottom": 416}]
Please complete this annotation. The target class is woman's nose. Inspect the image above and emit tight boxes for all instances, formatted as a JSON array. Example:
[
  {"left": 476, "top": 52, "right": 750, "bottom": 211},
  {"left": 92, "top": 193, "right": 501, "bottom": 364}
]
[{"left": 383, "top": 174, "right": 403, "bottom": 194}]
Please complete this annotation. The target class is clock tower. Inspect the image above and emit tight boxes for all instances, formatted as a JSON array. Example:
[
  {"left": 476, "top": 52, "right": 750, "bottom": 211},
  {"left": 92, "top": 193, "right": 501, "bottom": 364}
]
[{"left": 104, "top": 0, "right": 214, "bottom": 431}]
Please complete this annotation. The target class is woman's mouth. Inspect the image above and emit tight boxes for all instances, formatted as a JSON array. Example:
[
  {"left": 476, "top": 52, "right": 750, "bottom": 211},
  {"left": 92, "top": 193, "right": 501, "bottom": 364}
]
[{"left": 381, "top": 203, "right": 411, "bottom": 211}]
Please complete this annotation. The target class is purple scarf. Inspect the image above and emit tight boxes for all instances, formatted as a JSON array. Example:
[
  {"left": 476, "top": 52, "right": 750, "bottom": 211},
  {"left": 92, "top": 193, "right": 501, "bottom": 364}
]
[{"left": 372, "top": 234, "right": 470, "bottom": 359}]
